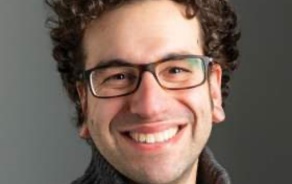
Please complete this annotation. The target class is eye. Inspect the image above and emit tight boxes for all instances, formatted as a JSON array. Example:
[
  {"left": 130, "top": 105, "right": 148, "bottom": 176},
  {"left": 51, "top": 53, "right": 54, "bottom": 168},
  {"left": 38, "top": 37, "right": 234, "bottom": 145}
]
[
  {"left": 167, "top": 67, "right": 190, "bottom": 74},
  {"left": 103, "top": 73, "right": 128, "bottom": 83},
  {"left": 101, "top": 72, "right": 137, "bottom": 88},
  {"left": 107, "top": 73, "right": 126, "bottom": 81},
  {"left": 163, "top": 66, "right": 192, "bottom": 76},
  {"left": 158, "top": 65, "right": 193, "bottom": 83}
]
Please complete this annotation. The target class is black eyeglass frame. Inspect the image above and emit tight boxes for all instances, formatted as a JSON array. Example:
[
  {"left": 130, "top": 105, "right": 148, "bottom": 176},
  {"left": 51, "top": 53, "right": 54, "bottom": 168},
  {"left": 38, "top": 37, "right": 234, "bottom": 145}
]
[{"left": 82, "top": 54, "right": 214, "bottom": 98}]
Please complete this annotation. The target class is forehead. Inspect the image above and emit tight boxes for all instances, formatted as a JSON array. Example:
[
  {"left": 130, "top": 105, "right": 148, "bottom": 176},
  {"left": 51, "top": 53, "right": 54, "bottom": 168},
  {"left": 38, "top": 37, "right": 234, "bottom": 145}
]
[{"left": 83, "top": 0, "right": 203, "bottom": 69}]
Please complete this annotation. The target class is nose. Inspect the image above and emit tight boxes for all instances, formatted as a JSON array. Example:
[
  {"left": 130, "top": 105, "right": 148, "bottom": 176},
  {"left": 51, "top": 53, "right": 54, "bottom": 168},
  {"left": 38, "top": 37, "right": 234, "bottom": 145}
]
[{"left": 129, "top": 72, "right": 170, "bottom": 119}]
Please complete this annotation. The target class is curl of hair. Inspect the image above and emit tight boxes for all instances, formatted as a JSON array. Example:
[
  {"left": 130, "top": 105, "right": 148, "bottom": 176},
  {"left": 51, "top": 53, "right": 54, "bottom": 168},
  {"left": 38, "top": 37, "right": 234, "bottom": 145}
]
[{"left": 46, "top": 0, "right": 241, "bottom": 127}]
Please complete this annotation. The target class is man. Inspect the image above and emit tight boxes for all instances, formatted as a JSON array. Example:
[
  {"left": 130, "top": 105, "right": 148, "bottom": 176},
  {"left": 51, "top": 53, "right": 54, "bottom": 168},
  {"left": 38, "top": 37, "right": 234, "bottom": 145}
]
[{"left": 46, "top": 0, "right": 240, "bottom": 183}]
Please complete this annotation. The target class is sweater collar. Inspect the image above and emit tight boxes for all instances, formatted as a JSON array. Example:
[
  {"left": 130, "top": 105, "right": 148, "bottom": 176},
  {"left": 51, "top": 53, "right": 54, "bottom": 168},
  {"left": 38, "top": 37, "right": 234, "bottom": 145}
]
[
  {"left": 72, "top": 145, "right": 230, "bottom": 184},
  {"left": 197, "top": 147, "right": 231, "bottom": 184}
]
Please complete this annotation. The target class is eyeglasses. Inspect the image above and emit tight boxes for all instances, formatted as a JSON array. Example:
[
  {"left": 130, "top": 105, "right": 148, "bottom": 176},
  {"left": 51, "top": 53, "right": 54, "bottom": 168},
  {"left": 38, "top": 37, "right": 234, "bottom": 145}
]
[{"left": 82, "top": 54, "right": 213, "bottom": 98}]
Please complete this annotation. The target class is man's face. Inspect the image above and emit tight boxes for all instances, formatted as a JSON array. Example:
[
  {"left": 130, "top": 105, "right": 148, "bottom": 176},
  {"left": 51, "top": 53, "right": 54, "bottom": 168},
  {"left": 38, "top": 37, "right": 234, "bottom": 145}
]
[{"left": 79, "top": 1, "right": 225, "bottom": 184}]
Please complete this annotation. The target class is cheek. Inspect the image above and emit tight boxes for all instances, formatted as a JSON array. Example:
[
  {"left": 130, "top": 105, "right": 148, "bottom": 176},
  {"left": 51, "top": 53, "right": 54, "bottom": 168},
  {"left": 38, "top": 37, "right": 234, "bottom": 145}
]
[
  {"left": 175, "top": 86, "right": 213, "bottom": 136},
  {"left": 86, "top": 96, "right": 126, "bottom": 135},
  {"left": 176, "top": 85, "right": 212, "bottom": 117},
  {"left": 88, "top": 96, "right": 119, "bottom": 118},
  {"left": 85, "top": 96, "right": 128, "bottom": 154}
]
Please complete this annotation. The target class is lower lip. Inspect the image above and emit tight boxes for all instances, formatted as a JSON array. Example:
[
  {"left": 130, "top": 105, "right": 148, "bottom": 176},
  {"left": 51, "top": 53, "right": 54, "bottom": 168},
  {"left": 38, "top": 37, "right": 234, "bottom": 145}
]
[{"left": 121, "top": 125, "right": 187, "bottom": 152}]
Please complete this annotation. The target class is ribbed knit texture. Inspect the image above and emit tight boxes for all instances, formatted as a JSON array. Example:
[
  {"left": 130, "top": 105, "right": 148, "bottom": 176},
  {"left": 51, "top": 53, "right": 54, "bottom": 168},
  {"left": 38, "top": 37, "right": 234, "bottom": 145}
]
[{"left": 197, "top": 148, "right": 231, "bottom": 184}]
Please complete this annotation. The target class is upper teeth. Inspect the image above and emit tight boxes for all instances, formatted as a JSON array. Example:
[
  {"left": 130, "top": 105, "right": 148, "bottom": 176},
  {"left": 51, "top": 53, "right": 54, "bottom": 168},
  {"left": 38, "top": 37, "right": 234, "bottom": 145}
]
[{"left": 129, "top": 127, "right": 178, "bottom": 144}]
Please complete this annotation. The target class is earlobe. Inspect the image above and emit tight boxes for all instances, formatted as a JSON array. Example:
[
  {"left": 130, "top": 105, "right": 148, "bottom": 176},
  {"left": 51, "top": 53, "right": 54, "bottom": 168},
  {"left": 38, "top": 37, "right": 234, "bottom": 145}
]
[
  {"left": 212, "top": 105, "right": 225, "bottom": 124},
  {"left": 209, "top": 64, "right": 226, "bottom": 124},
  {"left": 79, "top": 123, "right": 90, "bottom": 138}
]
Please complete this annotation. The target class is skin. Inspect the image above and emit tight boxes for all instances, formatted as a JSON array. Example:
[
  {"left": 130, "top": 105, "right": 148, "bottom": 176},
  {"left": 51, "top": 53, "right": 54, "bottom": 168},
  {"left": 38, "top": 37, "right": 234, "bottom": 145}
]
[{"left": 77, "top": 0, "right": 225, "bottom": 184}]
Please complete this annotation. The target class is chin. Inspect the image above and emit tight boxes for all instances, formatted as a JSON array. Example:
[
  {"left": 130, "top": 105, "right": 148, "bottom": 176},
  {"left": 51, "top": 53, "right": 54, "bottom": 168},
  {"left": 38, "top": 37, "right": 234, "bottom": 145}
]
[{"left": 119, "top": 157, "right": 197, "bottom": 184}]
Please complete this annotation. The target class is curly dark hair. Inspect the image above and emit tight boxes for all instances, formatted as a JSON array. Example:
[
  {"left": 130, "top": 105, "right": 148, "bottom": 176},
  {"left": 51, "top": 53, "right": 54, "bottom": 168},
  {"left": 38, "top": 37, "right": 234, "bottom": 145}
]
[{"left": 46, "top": 0, "right": 240, "bottom": 128}]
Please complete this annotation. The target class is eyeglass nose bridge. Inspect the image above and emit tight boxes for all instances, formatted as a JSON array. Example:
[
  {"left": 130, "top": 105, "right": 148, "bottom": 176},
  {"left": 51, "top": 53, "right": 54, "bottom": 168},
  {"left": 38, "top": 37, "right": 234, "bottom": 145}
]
[{"left": 134, "top": 62, "right": 166, "bottom": 92}]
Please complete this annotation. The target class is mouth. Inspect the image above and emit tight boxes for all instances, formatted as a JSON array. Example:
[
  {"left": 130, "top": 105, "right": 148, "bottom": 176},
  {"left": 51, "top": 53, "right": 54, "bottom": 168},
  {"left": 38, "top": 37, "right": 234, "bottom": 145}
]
[{"left": 123, "top": 125, "right": 185, "bottom": 144}]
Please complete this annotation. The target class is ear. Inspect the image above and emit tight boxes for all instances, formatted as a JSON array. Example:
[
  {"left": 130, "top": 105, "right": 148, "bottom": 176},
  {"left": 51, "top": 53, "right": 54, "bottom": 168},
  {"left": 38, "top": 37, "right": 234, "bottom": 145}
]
[
  {"left": 79, "top": 123, "right": 90, "bottom": 138},
  {"left": 209, "top": 64, "right": 225, "bottom": 124},
  {"left": 76, "top": 82, "right": 90, "bottom": 138},
  {"left": 76, "top": 82, "right": 87, "bottom": 112}
]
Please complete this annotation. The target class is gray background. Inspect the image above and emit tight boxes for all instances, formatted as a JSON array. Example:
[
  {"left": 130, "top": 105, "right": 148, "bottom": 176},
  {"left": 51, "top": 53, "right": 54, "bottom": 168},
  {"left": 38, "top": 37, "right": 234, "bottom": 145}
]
[{"left": 0, "top": 0, "right": 291, "bottom": 183}]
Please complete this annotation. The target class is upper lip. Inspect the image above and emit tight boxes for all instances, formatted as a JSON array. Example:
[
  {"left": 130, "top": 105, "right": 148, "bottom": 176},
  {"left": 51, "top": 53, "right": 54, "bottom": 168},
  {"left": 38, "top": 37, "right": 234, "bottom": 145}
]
[{"left": 119, "top": 121, "right": 187, "bottom": 134}]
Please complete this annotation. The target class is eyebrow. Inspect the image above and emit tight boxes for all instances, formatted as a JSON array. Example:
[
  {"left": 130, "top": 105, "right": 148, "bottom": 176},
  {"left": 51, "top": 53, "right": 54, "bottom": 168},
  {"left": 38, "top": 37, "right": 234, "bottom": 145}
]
[
  {"left": 160, "top": 52, "right": 193, "bottom": 61},
  {"left": 91, "top": 51, "right": 195, "bottom": 70},
  {"left": 93, "top": 59, "right": 134, "bottom": 69}
]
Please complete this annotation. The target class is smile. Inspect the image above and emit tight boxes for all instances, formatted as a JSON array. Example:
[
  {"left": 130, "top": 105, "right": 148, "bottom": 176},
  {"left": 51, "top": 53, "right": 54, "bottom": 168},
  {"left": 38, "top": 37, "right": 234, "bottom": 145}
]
[{"left": 128, "top": 127, "right": 179, "bottom": 144}]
